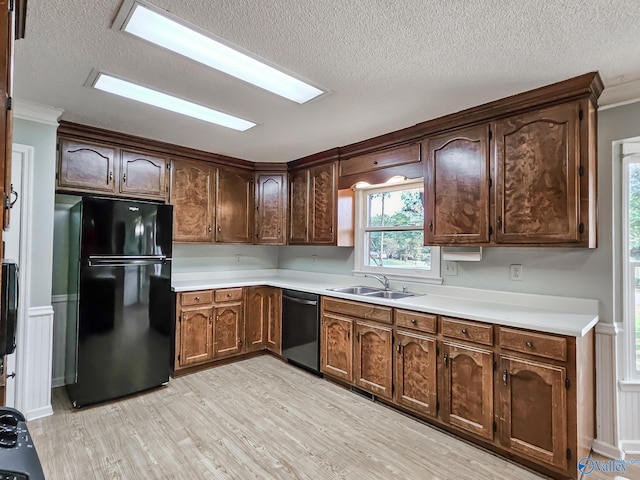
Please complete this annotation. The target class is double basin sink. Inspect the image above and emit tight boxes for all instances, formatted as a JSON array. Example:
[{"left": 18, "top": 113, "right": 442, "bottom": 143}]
[{"left": 327, "top": 285, "right": 418, "bottom": 300}]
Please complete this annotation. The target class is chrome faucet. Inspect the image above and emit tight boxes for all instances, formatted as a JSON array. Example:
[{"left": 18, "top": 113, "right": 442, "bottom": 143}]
[{"left": 365, "top": 274, "right": 390, "bottom": 290}]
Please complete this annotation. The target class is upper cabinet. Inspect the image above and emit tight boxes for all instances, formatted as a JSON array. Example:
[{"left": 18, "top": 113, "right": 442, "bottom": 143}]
[
  {"left": 119, "top": 149, "right": 169, "bottom": 201},
  {"left": 215, "top": 167, "right": 254, "bottom": 243},
  {"left": 57, "top": 137, "right": 169, "bottom": 202},
  {"left": 170, "top": 158, "right": 215, "bottom": 243},
  {"left": 255, "top": 172, "right": 287, "bottom": 245},
  {"left": 288, "top": 169, "right": 310, "bottom": 244},
  {"left": 288, "top": 161, "right": 352, "bottom": 246},
  {"left": 57, "top": 137, "right": 118, "bottom": 195},
  {"left": 309, "top": 162, "right": 337, "bottom": 244},
  {"left": 424, "top": 125, "right": 490, "bottom": 244},
  {"left": 494, "top": 103, "right": 581, "bottom": 245}
]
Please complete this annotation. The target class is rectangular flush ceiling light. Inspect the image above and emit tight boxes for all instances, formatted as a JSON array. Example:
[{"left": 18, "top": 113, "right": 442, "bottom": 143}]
[
  {"left": 91, "top": 72, "right": 256, "bottom": 131},
  {"left": 114, "top": 1, "right": 326, "bottom": 104}
]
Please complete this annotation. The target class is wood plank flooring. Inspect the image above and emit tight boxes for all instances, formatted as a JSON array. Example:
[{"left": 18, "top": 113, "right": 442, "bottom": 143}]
[{"left": 28, "top": 356, "right": 640, "bottom": 479}]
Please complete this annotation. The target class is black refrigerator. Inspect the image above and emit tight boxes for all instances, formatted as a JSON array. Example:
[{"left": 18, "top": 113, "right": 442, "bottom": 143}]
[{"left": 65, "top": 197, "right": 173, "bottom": 408}]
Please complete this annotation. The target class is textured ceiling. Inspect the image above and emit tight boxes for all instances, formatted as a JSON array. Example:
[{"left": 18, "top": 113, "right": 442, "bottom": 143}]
[{"left": 13, "top": 0, "right": 640, "bottom": 162}]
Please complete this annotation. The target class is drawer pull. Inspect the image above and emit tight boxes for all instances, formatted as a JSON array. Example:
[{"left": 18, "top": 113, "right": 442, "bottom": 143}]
[
  {"left": 195, "top": 296, "right": 200, "bottom": 301},
  {"left": 526, "top": 341, "right": 533, "bottom": 348},
  {"left": 411, "top": 318, "right": 417, "bottom": 324},
  {"left": 227, "top": 293, "right": 232, "bottom": 297},
  {"left": 461, "top": 328, "right": 467, "bottom": 335}
]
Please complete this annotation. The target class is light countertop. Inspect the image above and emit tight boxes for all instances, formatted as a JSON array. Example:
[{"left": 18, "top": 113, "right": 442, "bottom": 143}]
[{"left": 172, "top": 269, "right": 599, "bottom": 338}]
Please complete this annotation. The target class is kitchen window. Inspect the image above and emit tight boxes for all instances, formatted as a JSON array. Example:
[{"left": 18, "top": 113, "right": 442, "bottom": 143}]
[
  {"left": 353, "top": 179, "right": 441, "bottom": 281},
  {"left": 623, "top": 143, "right": 640, "bottom": 379}
]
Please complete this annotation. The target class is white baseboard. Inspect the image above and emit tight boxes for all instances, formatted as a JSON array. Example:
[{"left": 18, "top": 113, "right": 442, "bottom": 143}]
[
  {"left": 592, "top": 439, "right": 625, "bottom": 459},
  {"left": 619, "top": 440, "right": 640, "bottom": 454},
  {"left": 26, "top": 405, "right": 53, "bottom": 422}
]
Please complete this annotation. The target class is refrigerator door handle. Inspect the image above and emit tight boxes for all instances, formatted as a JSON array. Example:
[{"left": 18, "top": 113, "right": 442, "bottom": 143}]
[{"left": 87, "top": 256, "right": 170, "bottom": 267}]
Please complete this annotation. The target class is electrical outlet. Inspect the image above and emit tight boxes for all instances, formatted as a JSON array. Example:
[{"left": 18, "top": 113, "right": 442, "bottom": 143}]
[
  {"left": 443, "top": 261, "right": 458, "bottom": 276},
  {"left": 235, "top": 254, "right": 241, "bottom": 263},
  {"left": 510, "top": 264, "right": 523, "bottom": 281},
  {"left": 312, "top": 255, "right": 318, "bottom": 264}
]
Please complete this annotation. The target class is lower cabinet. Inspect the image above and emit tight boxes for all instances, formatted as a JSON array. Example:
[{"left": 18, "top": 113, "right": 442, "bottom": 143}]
[
  {"left": 175, "top": 288, "right": 245, "bottom": 370},
  {"left": 213, "top": 302, "right": 244, "bottom": 359},
  {"left": 320, "top": 312, "right": 354, "bottom": 382},
  {"left": 179, "top": 306, "right": 213, "bottom": 366},
  {"left": 441, "top": 342, "right": 494, "bottom": 441},
  {"left": 498, "top": 355, "right": 568, "bottom": 471},
  {"left": 354, "top": 321, "right": 393, "bottom": 399},
  {"left": 394, "top": 330, "right": 437, "bottom": 418},
  {"left": 245, "top": 286, "right": 282, "bottom": 354},
  {"left": 319, "top": 298, "right": 593, "bottom": 480}
]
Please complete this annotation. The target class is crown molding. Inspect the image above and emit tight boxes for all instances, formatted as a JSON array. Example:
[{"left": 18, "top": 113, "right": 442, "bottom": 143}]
[
  {"left": 600, "top": 78, "right": 640, "bottom": 111},
  {"left": 13, "top": 99, "right": 64, "bottom": 126}
]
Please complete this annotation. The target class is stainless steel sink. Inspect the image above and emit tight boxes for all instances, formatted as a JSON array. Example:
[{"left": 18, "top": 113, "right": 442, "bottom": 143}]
[
  {"left": 328, "top": 286, "right": 382, "bottom": 295},
  {"left": 327, "top": 286, "right": 418, "bottom": 299},
  {"left": 364, "top": 290, "right": 416, "bottom": 299}
]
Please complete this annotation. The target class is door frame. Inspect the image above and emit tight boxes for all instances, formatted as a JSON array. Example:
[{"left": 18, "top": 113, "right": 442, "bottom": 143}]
[{"left": 6, "top": 143, "right": 34, "bottom": 411}]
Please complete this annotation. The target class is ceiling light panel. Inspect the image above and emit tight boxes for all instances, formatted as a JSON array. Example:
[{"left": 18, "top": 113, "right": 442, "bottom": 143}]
[
  {"left": 91, "top": 72, "right": 256, "bottom": 131},
  {"left": 114, "top": 1, "right": 327, "bottom": 104}
]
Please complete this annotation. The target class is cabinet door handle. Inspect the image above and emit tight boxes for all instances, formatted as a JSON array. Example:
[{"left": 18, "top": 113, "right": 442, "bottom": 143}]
[
  {"left": 123, "top": 173, "right": 126, "bottom": 183},
  {"left": 497, "top": 216, "right": 502, "bottom": 228},
  {"left": 108, "top": 171, "right": 113, "bottom": 184},
  {"left": 209, "top": 315, "right": 212, "bottom": 323},
  {"left": 218, "top": 227, "right": 222, "bottom": 232},
  {"left": 239, "top": 340, "right": 243, "bottom": 347},
  {"left": 216, "top": 315, "right": 220, "bottom": 321},
  {"left": 428, "top": 220, "right": 433, "bottom": 232},
  {"left": 525, "top": 341, "right": 533, "bottom": 348},
  {"left": 347, "top": 330, "right": 350, "bottom": 339},
  {"left": 208, "top": 226, "right": 212, "bottom": 232},
  {"left": 356, "top": 331, "right": 360, "bottom": 342},
  {"left": 397, "top": 344, "right": 401, "bottom": 353},
  {"left": 503, "top": 370, "right": 508, "bottom": 385},
  {"left": 443, "top": 353, "right": 448, "bottom": 366}
]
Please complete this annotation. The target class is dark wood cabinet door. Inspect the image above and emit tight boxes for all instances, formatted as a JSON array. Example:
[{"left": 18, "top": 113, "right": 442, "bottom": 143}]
[
  {"left": 320, "top": 312, "right": 353, "bottom": 382},
  {"left": 119, "top": 149, "right": 168, "bottom": 201},
  {"left": 494, "top": 103, "right": 580, "bottom": 244},
  {"left": 499, "top": 355, "right": 568, "bottom": 470},
  {"left": 179, "top": 306, "right": 213, "bottom": 367},
  {"left": 442, "top": 342, "right": 494, "bottom": 440},
  {"left": 425, "top": 125, "right": 490, "bottom": 244},
  {"left": 309, "top": 162, "right": 336, "bottom": 244},
  {"left": 256, "top": 173, "right": 286, "bottom": 245},
  {"left": 265, "top": 288, "right": 282, "bottom": 354},
  {"left": 288, "top": 169, "right": 309, "bottom": 244},
  {"left": 57, "top": 138, "right": 117, "bottom": 194},
  {"left": 354, "top": 321, "right": 393, "bottom": 399},
  {"left": 216, "top": 168, "right": 254, "bottom": 243},
  {"left": 213, "top": 302, "right": 244, "bottom": 358},
  {"left": 394, "top": 331, "right": 437, "bottom": 418},
  {"left": 245, "top": 287, "right": 266, "bottom": 352},
  {"left": 170, "top": 159, "right": 215, "bottom": 242}
]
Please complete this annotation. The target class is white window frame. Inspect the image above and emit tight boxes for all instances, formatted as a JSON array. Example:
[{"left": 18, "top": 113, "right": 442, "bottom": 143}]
[
  {"left": 622, "top": 148, "right": 640, "bottom": 381},
  {"left": 353, "top": 179, "right": 441, "bottom": 283}
]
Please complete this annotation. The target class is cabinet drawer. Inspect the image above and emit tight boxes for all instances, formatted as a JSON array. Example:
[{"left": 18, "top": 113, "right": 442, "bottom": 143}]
[
  {"left": 395, "top": 309, "right": 437, "bottom": 334},
  {"left": 215, "top": 288, "right": 243, "bottom": 302},
  {"left": 322, "top": 297, "right": 392, "bottom": 324},
  {"left": 181, "top": 290, "right": 213, "bottom": 306},
  {"left": 339, "top": 143, "right": 420, "bottom": 176},
  {"left": 499, "top": 327, "right": 567, "bottom": 361},
  {"left": 441, "top": 317, "right": 493, "bottom": 345}
]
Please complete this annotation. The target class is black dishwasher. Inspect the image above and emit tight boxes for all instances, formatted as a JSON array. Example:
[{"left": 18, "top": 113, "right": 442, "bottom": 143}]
[{"left": 281, "top": 289, "right": 321, "bottom": 375}]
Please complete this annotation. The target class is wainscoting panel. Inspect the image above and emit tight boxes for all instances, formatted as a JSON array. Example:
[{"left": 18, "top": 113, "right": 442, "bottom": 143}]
[
  {"left": 593, "top": 322, "right": 624, "bottom": 458},
  {"left": 51, "top": 295, "right": 68, "bottom": 388},
  {"left": 23, "top": 306, "right": 54, "bottom": 420}
]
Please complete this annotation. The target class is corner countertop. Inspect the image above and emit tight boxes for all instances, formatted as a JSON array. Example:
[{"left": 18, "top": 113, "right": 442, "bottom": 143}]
[{"left": 171, "top": 269, "right": 599, "bottom": 338}]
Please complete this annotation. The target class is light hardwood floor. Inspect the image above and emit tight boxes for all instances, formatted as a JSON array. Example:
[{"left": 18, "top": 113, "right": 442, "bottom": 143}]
[{"left": 28, "top": 356, "right": 640, "bottom": 480}]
